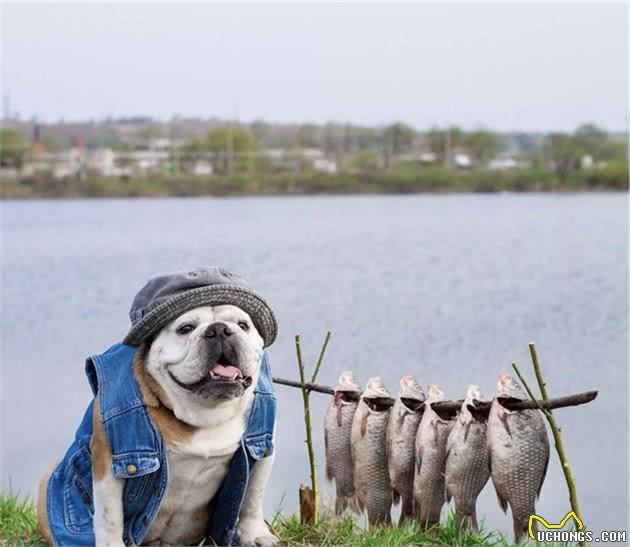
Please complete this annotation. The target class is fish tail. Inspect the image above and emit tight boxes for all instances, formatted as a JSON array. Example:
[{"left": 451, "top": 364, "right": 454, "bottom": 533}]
[
  {"left": 349, "top": 495, "right": 363, "bottom": 515},
  {"left": 391, "top": 488, "right": 401, "bottom": 506},
  {"left": 456, "top": 509, "right": 479, "bottom": 533},
  {"left": 400, "top": 496, "right": 414, "bottom": 523},
  {"left": 512, "top": 514, "right": 529, "bottom": 543},
  {"left": 335, "top": 496, "right": 349, "bottom": 516},
  {"left": 367, "top": 508, "right": 392, "bottom": 528},
  {"left": 413, "top": 494, "right": 422, "bottom": 525}
]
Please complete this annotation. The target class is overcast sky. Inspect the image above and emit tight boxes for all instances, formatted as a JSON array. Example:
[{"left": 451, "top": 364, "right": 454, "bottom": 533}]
[{"left": 1, "top": 2, "right": 627, "bottom": 131}]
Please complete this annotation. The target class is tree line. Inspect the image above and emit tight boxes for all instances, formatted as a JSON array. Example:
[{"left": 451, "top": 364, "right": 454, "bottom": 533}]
[{"left": 1, "top": 120, "right": 627, "bottom": 181}]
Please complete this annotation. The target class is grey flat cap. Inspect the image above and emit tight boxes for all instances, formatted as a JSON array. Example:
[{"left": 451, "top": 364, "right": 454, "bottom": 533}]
[{"left": 123, "top": 267, "right": 278, "bottom": 347}]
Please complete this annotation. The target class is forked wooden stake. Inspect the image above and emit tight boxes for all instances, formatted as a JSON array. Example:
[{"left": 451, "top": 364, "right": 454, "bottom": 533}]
[
  {"left": 512, "top": 342, "right": 587, "bottom": 547},
  {"left": 295, "top": 331, "right": 331, "bottom": 525}
]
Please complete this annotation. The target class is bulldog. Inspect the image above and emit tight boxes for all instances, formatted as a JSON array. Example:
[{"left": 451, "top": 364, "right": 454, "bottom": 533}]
[{"left": 37, "top": 268, "right": 279, "bottom": 546}]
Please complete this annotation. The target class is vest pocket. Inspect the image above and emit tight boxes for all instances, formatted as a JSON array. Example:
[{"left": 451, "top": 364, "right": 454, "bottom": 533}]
[
  {"left": 245, "top": 433, "right": 274, "bottom": 460},
  {"left": 63, "top": 446, "right": 94, "bottom": 532}
]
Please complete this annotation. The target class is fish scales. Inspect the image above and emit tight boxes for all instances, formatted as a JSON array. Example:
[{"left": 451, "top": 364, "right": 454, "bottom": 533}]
[
  {"left": 444, "top": 385, "right": 490, "bottom": 532},
  {"left": 351, "top": 377, "right": 394, "bottom": 526},
  {"left": 324, "top": 371, "right": 361, "bottom": 514},
  {"left": 488, "top": 374, "right": 550, "bottom": 543},
  {"left": 387, "top": 375, "right": 425, "bottom": 523},
  {"left": 413, "top": 384, "right": 454, "bottom": 528}
]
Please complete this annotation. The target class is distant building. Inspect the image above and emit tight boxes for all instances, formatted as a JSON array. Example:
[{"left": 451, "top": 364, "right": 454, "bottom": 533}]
[
  {"left": 115, "top": 150, "right": 169, "bottom": 173},
  {"left": 147, "top": 137, "right": 186, "bottom": 151},
  {"left": 86, "top": 148, "right": 116, "bottom": 175},
  {"left": 488, "top": 157, "right": 518, "bottom": 170},
  {"left": 191, "top": 160, "right": 213, "bottom": 176},
  {"left": 312, "top": 157, "right": 338, "bottom": 174},
  {"left": 580, "top": 154, "right": 594, "bottom": 169},
  {"left": 261, "top": 148, "right": 285, "bottom": 160},
  {"left": 453, "top": 153, "right": 472, "bottom": 169},
  {"left": 29, "top": 124, "right": 47, "bottom": 156},
  {"left": 301, "top": 148, "right": 326, "bottom": 160},
  {"left": 419, "top": 151, "right": 438, "bottom": 164}
]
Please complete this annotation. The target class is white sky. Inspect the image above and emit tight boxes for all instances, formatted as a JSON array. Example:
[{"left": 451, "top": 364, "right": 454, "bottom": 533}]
[{"left": 1, "top": 2, "right": 628, "bottom": 131}]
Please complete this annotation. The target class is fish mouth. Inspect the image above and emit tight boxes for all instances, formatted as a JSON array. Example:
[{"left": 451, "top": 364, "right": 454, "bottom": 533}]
[
  {"left": 364, "top": 396, "right": 395, "bottom": 412},
  {"left": 335, "top": 390, "right": 361, "bottom": 403},
  {"left": 497, "top": 396, "right": 525, "bottom": 407},
  {"left": 400, "top": 397, "right": 425, "bottom": 413},
  {"left": 466, "top": 402, "right": 491, "bottom": 422},
  {"left": 168, "top": 355, "right": 253, "bottom": 392},
  {"left": 432, "top": 403, "right": 458, "bottom": 421}
]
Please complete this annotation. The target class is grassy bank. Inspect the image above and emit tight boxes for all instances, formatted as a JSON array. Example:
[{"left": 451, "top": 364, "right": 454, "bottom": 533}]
[
  {"left": 274, "top": 512, "right": 524, "bottom": 546},
  {"left": 0, "top": 493, "right": 576, "bottom": 547},
  {"left": 0, "top": 494, "right": 45, "bottom": 546},
  {"left": 1, "top": 162, "right": 627, "bottom": 199}
]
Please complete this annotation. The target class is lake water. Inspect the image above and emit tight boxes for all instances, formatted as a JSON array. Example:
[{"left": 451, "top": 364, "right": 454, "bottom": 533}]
[{"left": 1, "top": 193, "right": 627, "bottom": 538}]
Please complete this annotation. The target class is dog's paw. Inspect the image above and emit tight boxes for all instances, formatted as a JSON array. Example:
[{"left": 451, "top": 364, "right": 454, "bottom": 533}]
[
  {"left": 249, "top": 535, "right": 280, "bottom": 547},
  {"left": 238, "top": 519, "right": 280, "bottom": 547}
]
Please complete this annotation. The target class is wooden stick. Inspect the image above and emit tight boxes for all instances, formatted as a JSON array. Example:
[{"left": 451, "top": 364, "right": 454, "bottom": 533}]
[
  {"left": 299, "top": 484, "right": 316, "bottom": 526},
  {"left": 311, "top": 331, "right": 331, "bottom": 384},
  {"left": 273, "top": 377, "right": 334, "bottom": 395},
  {"left": 512, "top": 361, "right": 546, "bottom": 412},
  {"left": 295, "top": 334, "right": 327, "bottom": 524},
  {"left": 273, "top": 376, "right": 597, "bottom": 416},
  {"left": 527, "top": 342, "right": 586, "bottom": 547}
]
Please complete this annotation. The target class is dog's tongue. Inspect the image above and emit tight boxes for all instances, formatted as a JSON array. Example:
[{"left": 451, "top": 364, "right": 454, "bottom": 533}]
[{"left": 211, "top": 364, "right": 241, "bottom": 379}]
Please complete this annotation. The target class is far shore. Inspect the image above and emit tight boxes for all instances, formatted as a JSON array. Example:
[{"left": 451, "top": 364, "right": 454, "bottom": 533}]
[{"left": 1, "top": 164, "right": 627, "bottom": 200}]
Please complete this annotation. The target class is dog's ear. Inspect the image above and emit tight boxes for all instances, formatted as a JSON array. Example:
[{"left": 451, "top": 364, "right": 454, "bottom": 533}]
[{"left": 138, "top": 336, "right": 155, "bottom": 359}]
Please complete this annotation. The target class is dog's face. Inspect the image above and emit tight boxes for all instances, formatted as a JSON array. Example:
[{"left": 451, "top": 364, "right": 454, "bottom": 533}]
[{"left": 145, "top": 305, "right": 264, "bottom": 406}]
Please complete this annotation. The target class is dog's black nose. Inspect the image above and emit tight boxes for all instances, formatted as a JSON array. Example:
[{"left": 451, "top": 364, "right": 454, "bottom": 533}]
[{"left": 204, "top": 322, "right": 234, "bottom": 339}]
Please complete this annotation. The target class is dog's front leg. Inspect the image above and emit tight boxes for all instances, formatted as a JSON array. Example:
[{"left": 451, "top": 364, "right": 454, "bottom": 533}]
[
  {"left": 93, "top": 472, "right": 125, "bottom": 546},
  {"left": 91, "top": 398, "right": 126, "bottom": 547},
  {"left": 238, "top": 454, "right": 279, "bottom": 547}
]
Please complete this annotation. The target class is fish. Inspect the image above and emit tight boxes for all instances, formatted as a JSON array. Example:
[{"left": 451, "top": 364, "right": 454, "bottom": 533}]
[
  {"left": 387, "top": 375, "right": 425, "bottom": 524},
  {"left": 444, "top": 384, "right": 490, "bottom": 532},
  {"left": 488, "top": 374, "right": 550, "bottom": 543},
  {"left": 324, "top": 371, "right": 362, "bottom": 515},
  {"left": 351, "top": 377, "right": 395, "bottom": 526},
  {"left": 413, "top": 384, "right": 454, "bottom": 528}
]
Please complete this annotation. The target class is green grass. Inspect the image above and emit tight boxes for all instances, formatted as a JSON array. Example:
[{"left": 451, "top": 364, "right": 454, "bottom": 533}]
[
  {"left": 271, "top": 510, "right": 577, "bottom": 547},
  {"left": 1, "top": 161, "right": 627, "bottom": 199},
  {"left": 0, "top": 494, "right": 46, "bottom": 546},
  {"left": 0, "top": 492, "right": 576, "bottom": 547}
]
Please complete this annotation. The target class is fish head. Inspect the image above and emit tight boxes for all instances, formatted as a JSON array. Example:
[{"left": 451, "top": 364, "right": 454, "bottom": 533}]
[
  {"left": 334, "top": 370, "right": 362, "bottom": 403},
  {"left": 464, "top": 384, "right": 484, "bottom": 404},
  {"left": 398, "top": 375, "right": 425, "bottom": 401},
  {"left": 399, "top": 375, "right": 425, "bottom": 412},
  {"left": 496, "top": 373, "right": 527, "bottom": 400},
  {"left": 337, "top": 370, "right": 361, "bottom": 392},
  {"left": 426, "top": 383, "right": 447, "bottom": 403},
  {"left": 462, "top": 384, "right": 490, "bottom": 422},
  {"left": 362, "top": 377, "right": 395, "bottom": 411}
]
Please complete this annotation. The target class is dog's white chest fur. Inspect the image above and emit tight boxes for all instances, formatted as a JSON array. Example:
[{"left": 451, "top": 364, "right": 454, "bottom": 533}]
[{"left": 143, "top": 419, "right": 244, "bottom": 545}]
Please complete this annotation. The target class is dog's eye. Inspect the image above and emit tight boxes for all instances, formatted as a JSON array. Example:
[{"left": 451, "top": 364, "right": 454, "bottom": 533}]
[
  {"left": 176, "top": 324, "right": 195, "bottom": 335},
  {"left": 237, "top": 321, "right": 250, "bottom": 332}
]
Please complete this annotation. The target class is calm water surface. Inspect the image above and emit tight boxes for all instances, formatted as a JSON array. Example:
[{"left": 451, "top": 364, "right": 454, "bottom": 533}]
[{"left": 1, "top": 193, "right": 627, "bottom": 537}]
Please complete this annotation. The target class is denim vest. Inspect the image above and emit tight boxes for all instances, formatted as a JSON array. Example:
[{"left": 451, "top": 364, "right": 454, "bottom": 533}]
[{"left": 46, "top": 343, "right": 276, "bottom": 546}]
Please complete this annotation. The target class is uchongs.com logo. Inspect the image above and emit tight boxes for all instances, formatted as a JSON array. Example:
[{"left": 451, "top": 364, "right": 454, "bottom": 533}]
[
  {"left": 529, "top": 511, "right": 586, "bottom": 542},
  {"left": 529, "top": 511, "right": 627, "bottom": 543}
]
